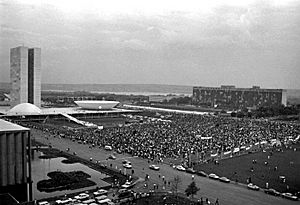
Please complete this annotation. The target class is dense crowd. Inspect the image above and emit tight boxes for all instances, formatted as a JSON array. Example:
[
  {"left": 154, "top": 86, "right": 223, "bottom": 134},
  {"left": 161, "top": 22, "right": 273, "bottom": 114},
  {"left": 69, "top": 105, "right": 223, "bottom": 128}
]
[{"left": 20, "top": 113, "right": 300, "bottom": 163}]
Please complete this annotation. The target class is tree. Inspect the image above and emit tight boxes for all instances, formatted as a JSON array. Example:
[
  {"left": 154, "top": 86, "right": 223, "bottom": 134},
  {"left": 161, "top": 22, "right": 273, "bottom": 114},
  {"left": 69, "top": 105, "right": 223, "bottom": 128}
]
[
  {"left": 171, "top": 175, "right": 181, "bottom": 195},
  {"left": 185, "top": 181, "right": 200, "bottom": 198}
]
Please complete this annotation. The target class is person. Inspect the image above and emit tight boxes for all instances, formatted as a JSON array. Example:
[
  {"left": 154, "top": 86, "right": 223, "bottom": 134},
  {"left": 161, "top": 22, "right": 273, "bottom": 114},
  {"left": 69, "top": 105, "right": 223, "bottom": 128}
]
[{"left": 215, "top": 198, "right": 219, "bottom": 205}]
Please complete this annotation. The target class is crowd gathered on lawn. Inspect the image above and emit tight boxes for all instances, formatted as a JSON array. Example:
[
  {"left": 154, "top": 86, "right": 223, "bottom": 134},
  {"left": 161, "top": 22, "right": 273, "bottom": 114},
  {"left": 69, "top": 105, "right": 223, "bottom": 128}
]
[{"left": 19, "top": 112, "right": 300, "bottom": 164}]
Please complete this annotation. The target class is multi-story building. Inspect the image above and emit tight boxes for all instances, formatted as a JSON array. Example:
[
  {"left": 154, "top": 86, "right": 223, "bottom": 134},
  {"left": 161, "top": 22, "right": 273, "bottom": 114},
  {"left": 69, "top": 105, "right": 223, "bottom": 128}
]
[
  {"left": 10, "top": 46, "right": 41, "bottom": 108},
  {"left": 0, "top": 119, "right": 32, "bottom": 202},
  {"left": 192, "top": 85, "right": 287, "bottom": 109}
]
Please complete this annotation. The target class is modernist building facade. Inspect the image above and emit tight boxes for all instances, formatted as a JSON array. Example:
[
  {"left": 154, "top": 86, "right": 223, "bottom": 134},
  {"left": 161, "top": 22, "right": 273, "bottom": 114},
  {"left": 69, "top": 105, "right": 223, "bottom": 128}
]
[
  {"left": 0, "top": 119, "right": 32, "bottom": 202},
  {"left": 192, "top": 85, "right": 287, "bottom": 109},
  {"left": 10, "top": 46, "right": 41, "bottom": 108}
]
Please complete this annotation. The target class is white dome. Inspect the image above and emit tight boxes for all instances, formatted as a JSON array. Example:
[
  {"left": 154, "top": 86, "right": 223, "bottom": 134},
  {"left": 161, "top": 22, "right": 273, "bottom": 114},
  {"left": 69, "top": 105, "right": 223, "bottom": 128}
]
[{"left": 7, "top": 103, "right": 42, "bottom": 115}]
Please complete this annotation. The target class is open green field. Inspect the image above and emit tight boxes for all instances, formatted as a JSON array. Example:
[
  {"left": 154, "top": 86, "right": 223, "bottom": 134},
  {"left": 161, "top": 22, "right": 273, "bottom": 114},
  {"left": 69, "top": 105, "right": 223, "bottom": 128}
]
[{"left": 195, "top": 144, "right": 300, "bottom": 194}]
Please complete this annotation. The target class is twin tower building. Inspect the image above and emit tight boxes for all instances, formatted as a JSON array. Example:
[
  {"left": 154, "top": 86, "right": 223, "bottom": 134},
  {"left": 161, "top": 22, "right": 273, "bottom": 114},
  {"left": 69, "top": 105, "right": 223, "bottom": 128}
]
[{"left": 10, "top": 46, "right": 41, "bottom": 108}]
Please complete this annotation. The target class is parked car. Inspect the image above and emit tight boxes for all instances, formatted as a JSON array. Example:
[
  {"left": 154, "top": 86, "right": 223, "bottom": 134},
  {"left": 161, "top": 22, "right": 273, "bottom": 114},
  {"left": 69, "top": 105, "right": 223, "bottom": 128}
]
[
  {"left": 281, "top": 193, "right": 298, "bottom": 201},
  {"left": 108, "top": 154, "right": 116, "bottom": 160},
  {"left": 208, "top": 173, "right": 219, "bottom": 180},
  {"left": 149, "top": 164, "right": 160, "bottom": 171},
  {"left": 123, "top": 163, "right": 132, "bottom": 169},
  {"left": 219, "top": 176, "right": 230, "bottom": 183},
  {"left": 94, "top": 189, "right": 108, "bottom": 196},
  {"left": 55, "top": 198, "right": 73, "bottom": 204},
  {"left": 264, "top": 188, "right": 280, "bottom": 196},
  {"left": 197, "top": 171, "right": 208, "bottom": 177},
  {"left": 38, "top": 201, "right": 50, "bottom": 205},
  {"left": 98, "top": 198, "right": 113, "bottom": 204},
  {"left": 74, "top": 193, "right": 89, "bottom": 200},
  {"left": 247, "top": 183, "right": 260, "bottom": 191},
  {"left": 118, "top": 189, "right": 133, "bottom": 198},
  {"left": 95, "top": 195, "right": 107, "bottom": 201},
  {"left": 82, "top": 199, "right": 96, "bottom": 204},
  {"left": 176, "top": 165, "right": 186, "bottom": 171},
  {"left": 122, "top": 160, "right": 131, "bottom": 164},
  {"left": 105, "top": 145, "right": 112, "bottom": 150},
  {"left": 186, "top": 168, "right": 196, "bottom": 174},
  {"left": 121, "top": 181, "right": 134, "bottom": 189}
]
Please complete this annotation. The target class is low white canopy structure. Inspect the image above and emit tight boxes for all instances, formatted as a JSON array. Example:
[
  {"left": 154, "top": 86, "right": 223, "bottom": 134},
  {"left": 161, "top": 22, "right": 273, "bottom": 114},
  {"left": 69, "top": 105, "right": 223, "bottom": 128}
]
[{"left": 74, "top": 100, "right": 119, "bottom": 110}]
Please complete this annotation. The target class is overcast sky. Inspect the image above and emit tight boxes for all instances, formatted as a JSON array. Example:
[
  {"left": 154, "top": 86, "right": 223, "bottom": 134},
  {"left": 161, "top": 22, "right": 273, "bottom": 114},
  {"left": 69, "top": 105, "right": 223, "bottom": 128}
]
[{"left": 0, "top": 0, "right": 300, "bottom": 88}]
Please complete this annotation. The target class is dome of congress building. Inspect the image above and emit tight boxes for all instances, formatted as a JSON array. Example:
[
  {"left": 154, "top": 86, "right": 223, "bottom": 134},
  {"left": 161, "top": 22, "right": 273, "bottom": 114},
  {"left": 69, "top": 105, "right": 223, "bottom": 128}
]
[
  {"left": 74, "top": 100, "right": 119, "bottom": 110},
  {"left": 7, "top": 103, "right": 42, "bottom": 115}
]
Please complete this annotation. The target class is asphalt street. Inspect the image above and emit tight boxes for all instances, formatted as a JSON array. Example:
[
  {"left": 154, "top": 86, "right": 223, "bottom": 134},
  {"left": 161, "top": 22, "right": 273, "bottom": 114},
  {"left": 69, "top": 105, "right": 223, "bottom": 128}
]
[{"left": 32, "top": 129, "right": 298, "bottom": 205}]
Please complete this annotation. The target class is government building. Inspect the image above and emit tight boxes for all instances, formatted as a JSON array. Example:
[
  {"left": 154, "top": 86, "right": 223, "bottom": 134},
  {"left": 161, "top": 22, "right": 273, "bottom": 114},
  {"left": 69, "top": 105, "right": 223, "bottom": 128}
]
[
  {"left": 0, "top": 119, "right": 32, "bottom": 203},
  {"left": 192, "top": 85, "right": 287, "bottom": 109},
  {"left": 10, "top": 46, "right": 41, "bottom": 108}
]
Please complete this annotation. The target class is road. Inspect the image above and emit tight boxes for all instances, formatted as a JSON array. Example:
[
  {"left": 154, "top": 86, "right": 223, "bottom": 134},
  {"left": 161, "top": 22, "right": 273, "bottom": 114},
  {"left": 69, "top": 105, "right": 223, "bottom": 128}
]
[{"left": 32, "top": 129, "right": 298, "bottom": 205}]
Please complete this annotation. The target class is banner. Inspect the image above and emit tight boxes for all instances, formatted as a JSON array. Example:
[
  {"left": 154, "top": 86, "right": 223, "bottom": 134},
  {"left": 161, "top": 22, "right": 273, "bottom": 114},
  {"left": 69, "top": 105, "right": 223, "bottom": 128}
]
[
  {"left": 200, "top": 136, "right": 212, "bottom": 140},
  {"left": 224, "top": 151, "right": 231, "bottom": 155},
  {"left": 233, "top": 148, "right": 240, "bottom": 153}
]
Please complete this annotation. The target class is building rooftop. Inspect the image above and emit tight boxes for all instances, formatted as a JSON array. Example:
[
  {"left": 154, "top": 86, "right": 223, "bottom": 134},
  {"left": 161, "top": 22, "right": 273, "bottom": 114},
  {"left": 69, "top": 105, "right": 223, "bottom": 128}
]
[{"left": 0, "top": 119, "right": 29, "bottom": 132}]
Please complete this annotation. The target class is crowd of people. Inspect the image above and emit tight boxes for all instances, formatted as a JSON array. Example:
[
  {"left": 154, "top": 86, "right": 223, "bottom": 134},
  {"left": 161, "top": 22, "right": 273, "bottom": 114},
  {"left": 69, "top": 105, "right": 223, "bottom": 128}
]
[{"left": 19, "top": 112, "right": 300, "bottom": 165}]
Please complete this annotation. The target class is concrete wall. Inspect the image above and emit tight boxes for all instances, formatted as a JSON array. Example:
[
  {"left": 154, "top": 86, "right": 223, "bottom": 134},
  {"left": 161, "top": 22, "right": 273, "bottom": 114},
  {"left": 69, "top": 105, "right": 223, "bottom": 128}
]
[
  {"left": 32, "top": 48, "right": 41, "bottom": 107},
  {"left": 0, "top": 130, "right": 29, "bottom": 186}
]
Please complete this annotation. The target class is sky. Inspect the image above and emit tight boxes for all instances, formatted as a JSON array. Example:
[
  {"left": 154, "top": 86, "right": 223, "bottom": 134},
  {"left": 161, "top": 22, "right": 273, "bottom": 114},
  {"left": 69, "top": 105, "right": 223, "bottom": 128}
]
[{"left": 0, "top": 0, "right": 300, "bottom": 89}]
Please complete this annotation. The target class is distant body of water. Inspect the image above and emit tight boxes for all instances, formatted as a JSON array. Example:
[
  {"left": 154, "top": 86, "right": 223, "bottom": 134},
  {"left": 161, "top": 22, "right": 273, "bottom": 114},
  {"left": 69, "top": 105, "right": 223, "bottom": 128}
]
[
  {"left": 42, "top": 84, "right": 193, "bottom": 96},
  {"left": 0, "top": 82, "right": 193, "bottom": 96},
  {"left": 1, "top": 82, "right": 300, "bottom": 98}
]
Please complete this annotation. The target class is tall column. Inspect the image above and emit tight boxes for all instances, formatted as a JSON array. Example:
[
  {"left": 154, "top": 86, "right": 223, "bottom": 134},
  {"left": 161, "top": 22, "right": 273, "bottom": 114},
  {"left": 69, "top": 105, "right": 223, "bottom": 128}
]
[
  {"left": 15, "top": 132, "right": 23, "bottom": 184},
  {"left": 7, "top": 133, "right": 16, "bottom": 185},
  {"left": 0, "top": 133, "right": 7, "bottom": 186}
]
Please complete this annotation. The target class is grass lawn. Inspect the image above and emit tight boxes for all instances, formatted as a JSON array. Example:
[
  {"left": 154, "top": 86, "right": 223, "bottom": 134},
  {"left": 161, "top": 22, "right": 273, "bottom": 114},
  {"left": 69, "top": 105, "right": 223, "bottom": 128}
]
[{"left": 195, "top": 144, "right": 300, "bottom": 194}]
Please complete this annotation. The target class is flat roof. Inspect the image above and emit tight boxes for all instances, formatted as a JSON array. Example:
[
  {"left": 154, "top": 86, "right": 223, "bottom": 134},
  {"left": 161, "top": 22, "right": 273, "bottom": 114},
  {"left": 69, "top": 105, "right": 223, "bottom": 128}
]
[{"left": 0, "top": 119, "right": 29, "bottom": 132}]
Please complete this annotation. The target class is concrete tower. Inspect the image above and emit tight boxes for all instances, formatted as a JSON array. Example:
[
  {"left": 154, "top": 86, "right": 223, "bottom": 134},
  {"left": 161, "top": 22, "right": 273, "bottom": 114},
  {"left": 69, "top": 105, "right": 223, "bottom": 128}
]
[{"left": 10, "top": 46, "right": 41, "bottom": 108}]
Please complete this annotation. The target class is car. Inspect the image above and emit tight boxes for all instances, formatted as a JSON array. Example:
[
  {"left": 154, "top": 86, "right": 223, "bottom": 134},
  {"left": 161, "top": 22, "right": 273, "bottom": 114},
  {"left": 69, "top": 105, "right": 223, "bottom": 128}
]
[
  {"left": 186, "top": 168, "right": 196, "bottom": 174},
  {"left": 282, "top": 193, "right": 298, "bottom": 201},
  {"left": 118, "top": 189, "right": 133, "bottom": 198},
  {"left": 208, "top": 173, "right": 219, "bottom": 180},
  {"left": 105, "top": 145, "right": 112, "bottom": 150},
  {"left": 122, "top": 160, "right": 131, "bottom": 164},
  {"left": 55, "top": 198, "right": 73, "bottom": 204},
  {"left": 121, "top": 181, "right": 134, "bottom": 189},
  {"left": 82, "top": 199, "right": 96, "bottom": 204},
  {"left": 38, "top": 201, "right": 50, "bottom": 205},
  {"left": 98, "top": 198, "right": 112, "bottom": 204},
  {"left": 247, "top": 183, "right": 260, "bottom": 191},
  {"left": 123, "top": 163, "right": 132, "bottom": 169},
  {"left": 196, "top": 171, "right": 208, "bottom": 177},
  {"left": 149, "top": 164, "right": 160, "bottom": 170},
  {"left": 176, "top": 165, "right": 186, "bottom": 171},
  {"left": 95, "top": 195, "right": 107, "bottom": 201},
  {"left": 264, "top": 188, "right": 280, "bottom": 196},
  {"left": 94, "top": 189, "right": 108, "bottom": 196},
  {"left": 219, "top": 176, "right": 230, "bottom": 183},
  {"left": 74, "top": 193, "right": 89, "bottom": 200},
  {"left": 108, "top": 154, "right": 116, "bottom": 160}
]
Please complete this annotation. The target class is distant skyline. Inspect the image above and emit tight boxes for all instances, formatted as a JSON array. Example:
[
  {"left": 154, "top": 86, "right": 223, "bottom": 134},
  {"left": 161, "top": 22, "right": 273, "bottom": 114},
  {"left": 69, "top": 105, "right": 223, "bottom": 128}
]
[{"left": 1, "top": 0, "right": 300, "bottom": 89}]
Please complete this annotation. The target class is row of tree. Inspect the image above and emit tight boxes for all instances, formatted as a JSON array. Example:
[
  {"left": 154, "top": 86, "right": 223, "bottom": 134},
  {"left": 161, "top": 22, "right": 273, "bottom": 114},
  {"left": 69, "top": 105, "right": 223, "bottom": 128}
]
[
  {"left": 230, "top": 105, "right": 299, "bottom": 118},
  {"left": 171, "top": 176, "right": 200, "bottom": 199}
]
